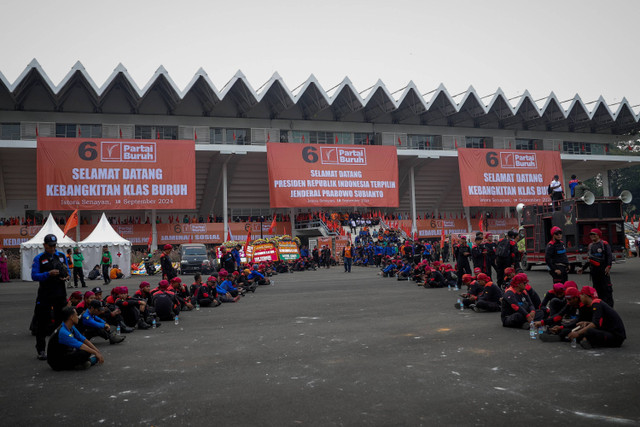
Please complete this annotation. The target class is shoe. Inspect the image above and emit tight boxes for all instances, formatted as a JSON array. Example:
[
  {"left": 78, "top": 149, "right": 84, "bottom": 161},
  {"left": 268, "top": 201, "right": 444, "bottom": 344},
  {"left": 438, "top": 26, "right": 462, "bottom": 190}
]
[
  {"left": 119, "top": 322, "right": 135, "bottom": 333},
  {"left": 37, "top": 351, "right": 47, "bottom": 361},
  {"left": 137, "top": 319, "right": 151, "bottom": 330},
  {"left": 521, "top": 323, "right": 530, "bottom": 330},
  {"left": 75, "top": 361, "right": 92, "bottom": 370},
  {"left": 109, "top": 334, "right": 126, "bottom": 344},
  {"left": 454, "top": 302, "right": 461, "bottom": 309},
  {"left": 580, "top": 339, "right": 593, "bottom": 350},
  {"left": 89, "top": 355, "right": 98, "bottom": 365},
  {"left": 539, "top": 333, "right": 561, "bottom": 343},
  {"left": 470, "top": 304, "right": 478, "bottom": 312}
]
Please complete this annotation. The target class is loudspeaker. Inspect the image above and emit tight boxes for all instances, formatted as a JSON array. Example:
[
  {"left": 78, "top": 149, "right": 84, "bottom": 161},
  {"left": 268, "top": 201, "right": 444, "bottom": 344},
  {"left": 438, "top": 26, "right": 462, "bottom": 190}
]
[
  {"left": 582, "top": 191, "right": 595, "bottom": 205},
  {"left": 619, "top": 190, "right": 633, "bottom": 204}
]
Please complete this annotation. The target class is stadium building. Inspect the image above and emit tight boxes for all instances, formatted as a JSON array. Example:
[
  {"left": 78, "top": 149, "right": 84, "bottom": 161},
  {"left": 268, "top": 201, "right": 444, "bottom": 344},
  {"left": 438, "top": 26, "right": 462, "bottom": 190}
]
[{"left": 1, "top": 60, "right": 640, "bottom": 244}]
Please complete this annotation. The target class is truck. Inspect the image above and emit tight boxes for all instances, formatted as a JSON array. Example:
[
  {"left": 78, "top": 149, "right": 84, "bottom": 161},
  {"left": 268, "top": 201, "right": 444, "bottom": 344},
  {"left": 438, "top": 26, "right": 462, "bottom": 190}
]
[{"left": 520, "top": 197, "right": 627, "bottom": 272}]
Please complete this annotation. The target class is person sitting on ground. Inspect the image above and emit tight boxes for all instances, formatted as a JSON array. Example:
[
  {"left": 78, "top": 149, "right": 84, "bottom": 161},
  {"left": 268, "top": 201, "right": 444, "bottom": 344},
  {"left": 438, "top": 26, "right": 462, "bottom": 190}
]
[
  {"left": 540, "top": 283, "right": 567, "bottom": 316},
  {"left": 216, "top": 270, "right": 241, "bottom": 302},
  {"left": 74, "top": 291, "right": 93, "bottom": 316},
  {"left": 424, "top": 267, "right": 446, "bottom": 288},
  {"left": 67, "top": 291, "right": 83, "bottom": 311},
  {"left": 80, "top": 300, "right": 125, "bottom": 345},
  {"left": 113, "top": 286, "right": 150, "bottom": 330},
  {"left": 381, "top": 259, "right": 397, "bottom": 277},
  {"left": 567, "top": 286, "right": 626, "bottom": 349},
  {"left": 471, "top": 273, "right": 503, "bottom": 312},
  {"left": 134, "top": 281, "right": 153, "bottom": 304},
  {"left": 502, "top": 267, "right": 516, "bottom": 288},
  {"left": 46, "top": 306, "right": 104, "bottom": 371},
  {"left": 397, "top": 261, "right": 413, "bottom": 281},
  {"left": 170, "top": 277, "right": 194, "bottom": 311},
  {"left": 501, "top": 273, "right": 545, "bottom": 329},
  {"left": 248, "top": 265, "right": 270, "bottom": 286},
  {"left": 95, "top": 287, "right": 134, "bottom": 333},
  {"left": 151, "top": 280, "right": 180, "bottom": 321},
  {"left": 524, "top": 281, "right": 542, "bottom": 309},
  {"left": 534, "top": 286, "right": 586, "bottom": 342},
  {"left": 109, "top": 265, "right": 124, "bottom": 280},
  {"left": 87, "top": 265, "right": 101, "bottom": 281},
  {"left": 189, "top": 273, "right": 204, "bottom": 297},
  {"left": 455, "top": 274, "right": 482, "bottom": 309},
  {"left": 192, "top": 276, "right": 219, "bottom": 307},
  {"left": 236, "top": 270, "right": 257, "bottom": 294}
]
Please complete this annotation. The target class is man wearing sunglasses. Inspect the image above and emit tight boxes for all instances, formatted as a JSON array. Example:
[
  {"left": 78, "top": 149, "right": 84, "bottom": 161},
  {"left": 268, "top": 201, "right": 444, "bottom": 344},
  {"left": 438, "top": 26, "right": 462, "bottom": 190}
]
[
  {"left": 31, "top": 234, "right": 70, "bottom": 361},
  {"left": 545, "top": 226, "right": 569, "bottom": 285}
]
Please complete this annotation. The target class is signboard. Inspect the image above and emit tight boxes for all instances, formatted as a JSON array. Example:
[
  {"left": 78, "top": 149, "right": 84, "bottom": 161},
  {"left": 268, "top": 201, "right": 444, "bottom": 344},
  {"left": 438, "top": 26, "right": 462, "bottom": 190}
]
[
  {"left": 267, "top": 143, "right": 399, "bottom": 207},
  {"left": 277, "top": 241, "right": 300, "bottom": 260},
  {"left": 251, "top": 243, "right": 279, "bottom": 262},
  {"left": 457, "top": 148, "right": 563, "bottom": 207},
  {"left": 37, "top": 138, "right": 196, "bottom": 210},
  {"left": 334, "top": 237, "right": 350, "bottom": 258}
]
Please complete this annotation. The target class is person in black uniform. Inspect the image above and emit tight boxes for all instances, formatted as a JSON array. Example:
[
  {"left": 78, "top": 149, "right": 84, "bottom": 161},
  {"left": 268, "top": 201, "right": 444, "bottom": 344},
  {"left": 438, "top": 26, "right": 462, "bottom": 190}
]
[
  {"left": 501, "top": 273, "right": 544, "bottom": 328},
  {"left": 31, "top": 234, "right": 70, "bottom": 361},
  {"left": 160, "top": 244, "right": 177, "bottom": 281},
  {"left": 495, "top": 230, "right": 519, "bottom": 289},
  {"left": 568, "top": 286, "right": 626, "bottom": 349},
  {"left": 455, "top": 236, "right": 471, "bottom": 288},
  {"left": 578, "top": 228, "right": 614, "bottom": 307},
  {"left": 545, "top": 226, "right": 569, "bottom": 285},
  {"left": 473, "top": 273, "right": 503, "bottom": 312},
  {"left": 220, "top": 247, "right": 236, "bottom": 273}
]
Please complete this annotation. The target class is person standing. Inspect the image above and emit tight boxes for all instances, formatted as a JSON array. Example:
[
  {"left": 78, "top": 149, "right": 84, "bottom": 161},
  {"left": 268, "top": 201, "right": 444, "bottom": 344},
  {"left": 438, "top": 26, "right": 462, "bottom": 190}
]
[
  {"left": 100, "top": 246, "right": 112, "bottom": 285},
  {"left": 231, "top": 244, "right": 242, "bottom": 272},
  {"left": 455, "top": 236, "right": 472, "bottom": 288},
  {"left": 342, "top": 243, "right": 353, "bottom": 273},
  {"left": 578, "top": 228, "right": 614, "bottom": 307},
  {"left": 72, "top": 247, "right": 86, "bottom": 288},
  {"left": 0, "top": 249, "right": 9, "bottom": 282},
  {"left": 160, "top": 244, "right": 178, "bottom": 281},
  {"left": 495, "top": 230, "right": 519, "bottom": 289},
  {"left": 545, "top": 226, "right": 569, "bottom": 285},
  {"left": 568, "top": 174, "right": 579, "bottom": 197},
  {"left": 31, "top": 234, "right": 70, "bottom": 360},
  {"left": 549, "top": 174, "right": 563, "bottom": 207}
]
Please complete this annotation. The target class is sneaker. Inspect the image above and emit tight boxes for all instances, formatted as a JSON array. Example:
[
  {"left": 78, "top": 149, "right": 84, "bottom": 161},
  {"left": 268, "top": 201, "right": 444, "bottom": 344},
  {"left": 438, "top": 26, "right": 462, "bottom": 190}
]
[
  {"left": 580, "top": 339, "right": 593, "bottom": 350},
  {"left": 89, "top": 355, "right": 98, "bottom": 365},
  {"left": 137, "top": 319, "right": 151, "bottom": 330},
  {"left": 109, "top": 334, "right": 126, "bottom": 344},
  {"left": 470, "top": 304, "right": 478, "bottom": 312},
  {"left": 37, "top": 351, "right": 47, "bottom": 361},
  {"left": 75, "top": 361, "right": 92, "bottom": 370},
  {"left": 454, "top": 302, "right": 461, "bottom": 309},
  {"left": 539, "top": 333, "right": 561, "bottom": 343},
  {"left": 521, "top": 323, "right": 530, "bottom": 330}
]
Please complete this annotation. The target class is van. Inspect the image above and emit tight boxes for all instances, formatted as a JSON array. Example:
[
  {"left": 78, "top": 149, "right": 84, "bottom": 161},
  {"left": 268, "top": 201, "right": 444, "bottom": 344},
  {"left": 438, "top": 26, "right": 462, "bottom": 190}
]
[{"left": 179, "top": 243, "right": 211, "bottom": 274}]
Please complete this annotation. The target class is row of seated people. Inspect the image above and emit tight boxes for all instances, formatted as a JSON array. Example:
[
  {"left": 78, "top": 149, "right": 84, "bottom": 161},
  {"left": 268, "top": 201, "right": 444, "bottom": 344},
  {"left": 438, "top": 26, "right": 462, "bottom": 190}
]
[{"left": 376, "top": 257, "right": 626, "bottom": 350}]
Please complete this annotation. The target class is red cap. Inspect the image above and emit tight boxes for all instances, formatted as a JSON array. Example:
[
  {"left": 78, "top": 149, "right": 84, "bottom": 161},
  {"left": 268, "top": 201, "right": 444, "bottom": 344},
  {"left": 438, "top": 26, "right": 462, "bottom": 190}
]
[
  {"left": 139, "top": 281, "right": 150, "bottom": 289},
  {"left": 564, "top": 287, "right": 580, "bottom": 298},
  {"left": 511, "top": 273, "right": 529, "bottom": 285},
  {"left": 564, "top": 280, "right": 578, "bottom": 289},
  {"left": 163, "top": 244, "right": 173, "bottom": 250},
  {"left": 589, "top": 228, "right": 602, "bottom": 237},
  {"left": 476, "top": 273, "right": 490, "bottom": 282},
  {"left": 473, "top": 267, "right": 482, "bottom": 274},
  {"left": 580, "top": 286, "right": 598, "bottom": 298},
  {"left": 158, "top": 280, "right": 169, "bottom": 289},
  {"left": 504, "top": 267, "right": 515, "bottom": 275},
  {"left": 218, "top": 269, "right": 228, "bottom": 277},
  {"left": 83, "top": 291, "right": 94, "bottom": 298},
  {"left": 550, "top": 226, "right": 562, "bottom": 236},
  {"left": 207, "top": 276, "right": 216, "bottom": 282},
  {"left": 552, "top": 283, "right": 565, "bottom": 292},
  {"left": 232, "top": 271, "right": 239, "bottom": 276},
  {"left": 70, "top": 291, "right": 82, "bottom": 299},
  {"left": 462, "top": 274, "right": 473, "bottom": 284},
  {"left": 170, "top": 277, "right": 181, "bottom": 284}
]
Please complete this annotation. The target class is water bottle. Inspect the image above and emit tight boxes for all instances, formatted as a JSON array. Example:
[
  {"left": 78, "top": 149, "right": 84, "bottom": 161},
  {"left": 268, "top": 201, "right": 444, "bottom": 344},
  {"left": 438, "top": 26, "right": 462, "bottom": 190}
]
[
  {"left": 448, "top": 283, "right": 452, "bottom": 291},
  {"left": 571, "top": 338, "right": 577, "bottom": 349},
  {"left": 537, "top": 326, "right": 544, "bottom": 337},
  {"left": 196, "top": 301, "right": 200, "bottom": 311},
  {"left": 459, "top": 299, "right": 464, "bottom": 311},
  {"left": 174, "top": 315, "right": 179, "bottom": 326},
  {"left": 116, "top": 325, "right": 121, "bottom": 336},
  {"left": 529, "top": 321, "right": 536, "bottom": 339},
  {"left": 152, "top": 318, "right": 156, "bottom": 329}
]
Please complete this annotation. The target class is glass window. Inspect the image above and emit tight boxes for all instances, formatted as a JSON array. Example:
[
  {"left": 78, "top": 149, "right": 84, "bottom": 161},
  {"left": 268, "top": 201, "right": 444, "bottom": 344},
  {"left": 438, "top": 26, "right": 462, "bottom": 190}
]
[
  {"left": 211, "top": 128, "right": 224, "bottom": 143},
  {"left": 354, "top": 133, "right": 374, "bottom": 145},
  {"left": 408, "top": 134, "right": 442, "bottom": 150},
  {"left": 135, "top": 125, "right": 153, "bottom": 139},
  {"left": 465, "top": 137, "right": 493, "bottom": 148},
  {"left": 1, "top": 123, "right": 20, "bottom": 140},
  {"left": 56, "top": 123, "right": 77, "bottom": 138},
  {"left": 292, "top": 131, "right": 310, "bottom": 143},
  {"left": 515, "top": 139, "right": 542, "bottom": 150},
  {"left": 226, "top": 129, "right": 247, "bottom": 145},
  {"left": 78, "top": 124, "right": 102, "bottom": 138},
  {"left": 135, "top": 125, "right": 177, "bottom": 140},
  {"left": 563, "top": 141, "right": 591, "bottom": 155},
  {"left": 334, "top": 132, "right": 353, "bottom": 145}
]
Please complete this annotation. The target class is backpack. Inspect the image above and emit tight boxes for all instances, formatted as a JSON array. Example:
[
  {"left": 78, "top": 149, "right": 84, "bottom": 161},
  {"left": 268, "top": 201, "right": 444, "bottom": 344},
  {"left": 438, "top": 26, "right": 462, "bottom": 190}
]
[
  {"left": 547, "top": 184, "right": 553, "bottom": 195},
  {"left": 496, "top": 239, "right": 511, "bottom": 258}
]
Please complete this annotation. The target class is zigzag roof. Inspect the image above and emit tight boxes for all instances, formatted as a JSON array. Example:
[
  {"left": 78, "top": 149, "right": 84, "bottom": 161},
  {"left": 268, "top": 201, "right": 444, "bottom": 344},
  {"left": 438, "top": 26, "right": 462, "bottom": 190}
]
[{"left": 0, "top": 59, "right": 638, "bottom": 134}]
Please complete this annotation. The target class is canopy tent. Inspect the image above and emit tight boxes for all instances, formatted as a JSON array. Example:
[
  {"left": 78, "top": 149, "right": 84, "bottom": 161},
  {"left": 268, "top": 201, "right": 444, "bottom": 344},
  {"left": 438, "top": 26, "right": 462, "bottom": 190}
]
[
  {"left": 79, "top": 213, "right": 132, "bottom": 278},
  {"left": 20, "top": 213, "right": 77, "bottom": 281}
]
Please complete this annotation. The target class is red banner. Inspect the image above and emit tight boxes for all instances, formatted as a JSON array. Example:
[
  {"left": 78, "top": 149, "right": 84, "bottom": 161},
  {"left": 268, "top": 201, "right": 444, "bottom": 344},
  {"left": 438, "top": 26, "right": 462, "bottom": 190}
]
[
  {"left": 37, "top": 138, "right": 196, "bottom": 210},
  {"left": 267, "top": 143, "right": 399, "bottom": 207},
  {"left": 251, "top": 243, "right": 279, "bottom": 262},
  {"left": 457, "top": 148, "right": 563, "bottom": 207}
]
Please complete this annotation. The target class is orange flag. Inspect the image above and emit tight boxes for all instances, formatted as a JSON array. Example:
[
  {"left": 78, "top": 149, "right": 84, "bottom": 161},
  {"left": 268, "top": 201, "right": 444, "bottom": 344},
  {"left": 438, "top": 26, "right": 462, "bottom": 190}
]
[
  {"left": 268, "top": 216, "right": 277, "bottom": 233},
  {"left": 63, "top": 209, "right": 79, "bottom": 237},
  {"left": 245, "top": 228, "right": 252, "bottom": 250}
]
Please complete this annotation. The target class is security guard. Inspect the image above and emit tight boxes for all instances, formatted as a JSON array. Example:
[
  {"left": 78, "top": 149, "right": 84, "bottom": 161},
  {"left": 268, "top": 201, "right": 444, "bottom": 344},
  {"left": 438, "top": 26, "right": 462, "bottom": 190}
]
[
  {"left": 578, "top": 228, "right": 614, "bottom": 307},
  {"left": 31, "top": 234, "right": 70, "bottom": 360},
  {"left": 545, "top": 226, "right": 569, "bottom": 285}
]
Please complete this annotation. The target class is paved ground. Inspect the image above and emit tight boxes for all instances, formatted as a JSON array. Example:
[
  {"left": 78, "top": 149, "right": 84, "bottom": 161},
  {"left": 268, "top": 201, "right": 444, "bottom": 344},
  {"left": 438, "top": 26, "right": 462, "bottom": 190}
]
[{"left": 1, "top": 259, "right": 639, "bottom": 426}]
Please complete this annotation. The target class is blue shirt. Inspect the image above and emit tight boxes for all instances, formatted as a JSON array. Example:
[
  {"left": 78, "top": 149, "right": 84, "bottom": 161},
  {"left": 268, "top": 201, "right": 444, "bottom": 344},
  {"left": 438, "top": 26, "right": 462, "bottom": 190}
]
[
  {"left": 31, "top": 250, "right": 69, "bottom": 282},
  {"left": 58, "top": 323, "right": 86, "bottom": 349},
  {"left": 216, "top": 279, "right": 237, "bottom": 294},
  {"left": 81, "top": 311, "right": 106, "bottom": 329},
  {"left": 248, "top": 271, "right": 264, "bottom": 281}
]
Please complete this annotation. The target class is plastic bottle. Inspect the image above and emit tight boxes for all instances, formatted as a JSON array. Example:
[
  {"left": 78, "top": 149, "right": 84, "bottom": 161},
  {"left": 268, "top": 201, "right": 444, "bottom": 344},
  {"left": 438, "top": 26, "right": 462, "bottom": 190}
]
[
  {"left": 152, "top": 318, "right": 157, "bottom": 329},
  {"left": 448, "top": 283, "right": 452, "bottom": 291},
  {"left": 196, "top": 301, "right": 200, "bottom": 311},
  {"left": 538, "top": 326, "right": 544, "bottom": 337},
  {"left": 571, "top": 338, "right": 577, "bottom": 349},
  {"left": 529, "top": 321, "right": 536, "bottom": 339},
  {"left": 458, "top": 299, "right": 464, "bottom": 311},
  {"left": 116, "top": 325, "right": 121, "bottom": 336},
  {"left": 174, "top": 315, "right": 179, "bottom": 326}
]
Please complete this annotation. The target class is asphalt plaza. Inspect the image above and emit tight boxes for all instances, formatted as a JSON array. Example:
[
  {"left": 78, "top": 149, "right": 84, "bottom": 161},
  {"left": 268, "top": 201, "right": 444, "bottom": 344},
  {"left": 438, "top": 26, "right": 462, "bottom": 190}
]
[{"left": 1, "top": 260, "right": 639, "bottom": 426}]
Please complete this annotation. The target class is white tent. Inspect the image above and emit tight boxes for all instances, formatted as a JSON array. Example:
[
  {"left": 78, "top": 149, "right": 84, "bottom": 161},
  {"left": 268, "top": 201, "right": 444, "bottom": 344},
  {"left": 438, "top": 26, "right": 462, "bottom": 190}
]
[
  {"left": 79, "top": 213, "right": 132, "bottom": 278},
  {"left": 20, "top": 213, "right": 77, "bottom": 281}
]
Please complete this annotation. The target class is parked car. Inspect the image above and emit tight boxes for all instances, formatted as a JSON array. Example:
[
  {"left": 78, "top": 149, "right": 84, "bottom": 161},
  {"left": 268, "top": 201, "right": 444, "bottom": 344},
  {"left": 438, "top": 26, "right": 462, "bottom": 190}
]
[{"left": 179, "top": 244, "right": 212, "bottom": 274}]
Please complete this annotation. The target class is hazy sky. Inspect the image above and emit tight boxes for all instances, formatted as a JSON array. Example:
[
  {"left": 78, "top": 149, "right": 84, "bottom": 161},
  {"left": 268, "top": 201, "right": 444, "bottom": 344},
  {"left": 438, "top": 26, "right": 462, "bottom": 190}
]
[{"left": 1, "top": 0, "right": 638, "bottom": 110}]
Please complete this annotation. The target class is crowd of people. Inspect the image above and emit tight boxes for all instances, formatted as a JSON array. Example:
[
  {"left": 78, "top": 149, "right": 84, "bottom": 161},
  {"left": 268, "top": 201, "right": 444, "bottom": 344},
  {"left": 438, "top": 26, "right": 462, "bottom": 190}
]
[
  {"left": 372, "top": 226, "right": 626, "bottom": 350},
  {"left": 30, "top": 236, "right": 325, "bottom": 371}
]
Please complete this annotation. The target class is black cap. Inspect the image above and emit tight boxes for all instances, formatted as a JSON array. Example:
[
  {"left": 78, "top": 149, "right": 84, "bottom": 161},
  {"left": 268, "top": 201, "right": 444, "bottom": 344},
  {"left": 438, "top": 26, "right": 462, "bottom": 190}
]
[
  {"left": 44, "top": 234, "right": 57, "bottom": 245},
  {"left": 91, "top": 286, "right": 103, "bottom": 294},
  {"left": 508, "top": 230, "right": 519, "bottom": 238},
  {"left": 89, "top": 300, "right": 103, "bottom": 310}
]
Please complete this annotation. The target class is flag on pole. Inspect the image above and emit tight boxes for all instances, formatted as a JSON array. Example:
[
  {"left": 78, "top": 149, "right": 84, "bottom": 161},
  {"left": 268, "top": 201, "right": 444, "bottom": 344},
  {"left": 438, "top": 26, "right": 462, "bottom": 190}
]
[
  {"left": 267, "top": 132, "right": 270, "bottom": 142},
  {"left": 268, "top": 216, "right": 277, "bottom": 233},
  {"left": 245, "top": 227, "right": 252, "bottom": 250},
  {"left": 63, "top": 209, "right": 79, "bottom": 237},
  {"left": 440, "top": 221, "right": 445, "bottom": 249},
  {"left": 227, "top": 227, "right": 234, "bottom": 242},
  {"left": 147, "top": 232, "right": 153, "bottom": 252},
  {"left": 479, "top": 213, "right": 484, "bottom": 232},
  {"left": 119, "top": 128, "right": 123, "bottom": 138},
  {"left": 397, "top": 136, "right": 402, "bottom": 146},
  {"left": 194, "top": 130, "right": 198, "bottom": 141},
  {"left": 454, "top": 139, "right": 458, "bottom": 149}
]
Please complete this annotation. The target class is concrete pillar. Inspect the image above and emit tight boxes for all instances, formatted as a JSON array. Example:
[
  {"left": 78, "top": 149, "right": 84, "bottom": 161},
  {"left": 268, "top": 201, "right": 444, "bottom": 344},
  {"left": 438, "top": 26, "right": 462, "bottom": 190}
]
[
  {"left": 464, "top": 206, "right": 472, "bottom": 233},
  {"left": 76, "top": 211, "right": 81, "bottom": 242},
  {"left": 151, "top": 209, "right": 157, "bottom": 251},
  {"left": 290, "top": 208, "right": 296, "bottom": 238},
  {"left": 601, "top": 170, "right": 611, "bottom": 197},
  {"left": 410, "top": 166, "right": 417, "bottom": 237},
  {"left": 223, "top": 160, "right": 228, "bottom": 240}
]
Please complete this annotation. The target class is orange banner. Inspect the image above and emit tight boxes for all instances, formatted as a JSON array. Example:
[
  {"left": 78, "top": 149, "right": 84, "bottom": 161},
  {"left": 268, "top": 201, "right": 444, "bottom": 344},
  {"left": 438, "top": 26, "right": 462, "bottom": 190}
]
[
  {"left": 458, "top": 148, "right": 563, "bottom": 207},
  {"left": 37, "top": 138, "right": 196, "bottom": 210},
  {"left": 267, "top": 143, "right": 399, "bottom": 207}
]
